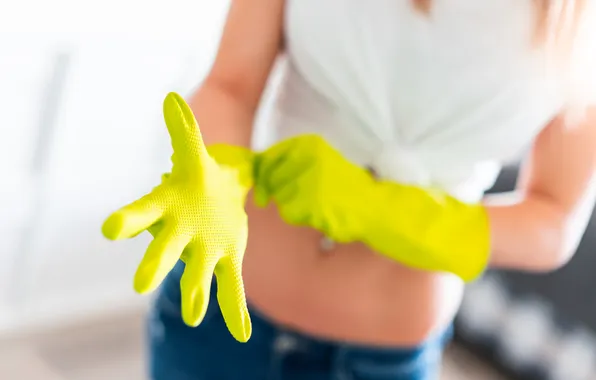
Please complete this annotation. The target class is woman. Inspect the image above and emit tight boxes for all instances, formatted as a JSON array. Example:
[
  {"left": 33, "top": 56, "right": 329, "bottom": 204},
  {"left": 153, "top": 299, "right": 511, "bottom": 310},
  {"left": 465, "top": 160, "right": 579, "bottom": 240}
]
[{"left": 106, "top": 0, "right": 596, "bottom": 379}]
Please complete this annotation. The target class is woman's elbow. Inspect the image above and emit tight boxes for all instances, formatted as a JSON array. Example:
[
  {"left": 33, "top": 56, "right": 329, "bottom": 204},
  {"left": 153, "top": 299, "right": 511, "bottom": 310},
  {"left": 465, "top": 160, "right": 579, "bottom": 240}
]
[
  {"left": 533, "top": 246, "right": 574, "bottom": 273},
  {"left": 528, "top": 223, "right": 584, "bottom": 273}
]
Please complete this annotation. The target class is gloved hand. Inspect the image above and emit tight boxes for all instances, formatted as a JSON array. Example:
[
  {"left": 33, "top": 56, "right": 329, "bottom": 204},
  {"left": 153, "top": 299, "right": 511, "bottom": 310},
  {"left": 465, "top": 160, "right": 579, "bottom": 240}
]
[
  {"left": 253, "top": 134, "right": 377, "bottom": 243},
  {"left": 254, "top": 134, "right": 490, "bottom": 282},
  {"left": 102, "top": 92, "right": 254, "bottom": 342}
]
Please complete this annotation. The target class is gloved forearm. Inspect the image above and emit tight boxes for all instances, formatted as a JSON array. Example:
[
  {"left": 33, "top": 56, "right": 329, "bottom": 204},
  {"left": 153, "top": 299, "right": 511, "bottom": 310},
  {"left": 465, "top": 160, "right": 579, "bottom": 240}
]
[
  {"left": 251, "top": 134, "right": 491, "bottom": 282},
  {"left": 362, "top": 181, "right": 491, "bottom": 282},
  {"left": 202, "top": 121, "right": 489, "bottom": 283}
]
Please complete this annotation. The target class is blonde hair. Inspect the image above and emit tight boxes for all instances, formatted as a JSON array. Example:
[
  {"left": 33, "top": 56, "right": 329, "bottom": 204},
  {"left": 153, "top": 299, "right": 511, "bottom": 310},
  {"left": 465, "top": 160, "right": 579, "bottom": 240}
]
[{"left": 413, "top": 0, "right": 596, "bottom": 124}]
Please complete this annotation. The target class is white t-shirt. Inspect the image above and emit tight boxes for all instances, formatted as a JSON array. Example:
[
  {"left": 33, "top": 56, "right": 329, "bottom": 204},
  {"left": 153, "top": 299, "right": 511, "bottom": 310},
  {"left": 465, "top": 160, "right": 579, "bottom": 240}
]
[{"left": 255, "top": 0, "right": 595, "bottom": 203}]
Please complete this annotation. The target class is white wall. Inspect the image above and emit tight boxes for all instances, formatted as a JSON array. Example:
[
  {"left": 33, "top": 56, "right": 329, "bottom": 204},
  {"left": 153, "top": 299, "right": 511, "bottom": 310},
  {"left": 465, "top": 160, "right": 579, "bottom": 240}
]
[{"left": 0, "top": 0, "right": 243, "bottom": 334}]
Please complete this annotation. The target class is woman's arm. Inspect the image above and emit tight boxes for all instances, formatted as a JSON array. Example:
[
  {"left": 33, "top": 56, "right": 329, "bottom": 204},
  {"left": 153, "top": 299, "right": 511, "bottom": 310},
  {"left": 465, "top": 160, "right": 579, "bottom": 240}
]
[
  {"left": 188, "top": 0, "right": 285, "bottom": 148},
  {"left": 486, "top": 110, "right": 596, "bottom": 272},
  {"left": 262, "top": 111, "right": 596, "bottom": 280}
]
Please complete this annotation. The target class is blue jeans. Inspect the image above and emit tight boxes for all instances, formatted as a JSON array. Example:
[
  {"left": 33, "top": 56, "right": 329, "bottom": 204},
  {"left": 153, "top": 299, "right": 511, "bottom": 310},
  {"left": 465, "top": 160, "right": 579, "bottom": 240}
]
[{"left": 147, "top": 261, "right": 452, "bottom": 380}]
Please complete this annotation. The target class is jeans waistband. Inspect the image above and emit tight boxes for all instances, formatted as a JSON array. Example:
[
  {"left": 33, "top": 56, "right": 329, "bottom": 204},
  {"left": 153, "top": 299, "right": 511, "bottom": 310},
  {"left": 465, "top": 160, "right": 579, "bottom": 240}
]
[{"left": 163, "top": 260, "right": 452, "bottom": 361}]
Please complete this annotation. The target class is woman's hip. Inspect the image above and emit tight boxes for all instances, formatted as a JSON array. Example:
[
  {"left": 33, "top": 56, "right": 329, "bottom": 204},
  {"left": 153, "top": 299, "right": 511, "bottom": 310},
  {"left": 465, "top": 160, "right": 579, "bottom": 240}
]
[{"left": 147, "top": 261, "right": 453, "bottom": 380}]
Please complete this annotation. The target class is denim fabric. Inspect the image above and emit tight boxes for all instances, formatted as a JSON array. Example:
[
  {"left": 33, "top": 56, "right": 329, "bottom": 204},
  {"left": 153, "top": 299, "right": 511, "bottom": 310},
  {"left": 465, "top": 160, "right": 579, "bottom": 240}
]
[{"left": 148, "top": 261, "right": 452, "bottom": 380}]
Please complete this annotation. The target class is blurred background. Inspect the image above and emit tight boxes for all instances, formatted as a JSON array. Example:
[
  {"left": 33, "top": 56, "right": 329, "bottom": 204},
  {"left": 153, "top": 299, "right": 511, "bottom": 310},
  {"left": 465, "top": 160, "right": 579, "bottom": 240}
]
[{"left": 1, "top": 1, "right": 596, "bottom": 379}]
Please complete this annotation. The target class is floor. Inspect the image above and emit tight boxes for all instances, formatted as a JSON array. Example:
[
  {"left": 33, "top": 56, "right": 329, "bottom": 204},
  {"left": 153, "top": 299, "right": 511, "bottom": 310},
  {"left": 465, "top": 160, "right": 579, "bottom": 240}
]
[{"left": 0, "top": 311, "right": 509, "bottom": 380}]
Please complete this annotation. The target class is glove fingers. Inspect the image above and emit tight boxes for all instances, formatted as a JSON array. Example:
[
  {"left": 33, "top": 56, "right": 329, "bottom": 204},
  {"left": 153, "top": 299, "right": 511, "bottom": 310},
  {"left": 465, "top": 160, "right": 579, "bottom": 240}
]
[
  {"left": 179, "top": 245, "right": 218, "bottom": 328},
  {"left": 102, "top": 193, "right": 164, "bottom": 240},
  {"left": 254, "top": 177, "right": 297, "bottom": 208},
  {"left": 275, "top": 179, "right": 308, "bottom": 226},
  {"left": 133, "top": 227, "right": 191, "bottom": 294},
  {"left": 255, "top": 149, "right": 288, "bottom": 182},
  {"left": 273, "top": 182, "right": 299, "bottom": 205},
  {"left": 253, "top": 145, "right": 293, "bottom": 208},
  {"left": 253, "top": 183, "right": 271, "bottom": 208},
  {"left": 162, "top": 92, "right": 211, "bottom": 176},
  {"left": 267, "top": 157, "right": 312, "bottom": 192},
  {"left": 214, "top": 255, "right": 251, "bottom": 343},
  {"left": 278, "top": 201, "right": 310, "bottom": 227}
]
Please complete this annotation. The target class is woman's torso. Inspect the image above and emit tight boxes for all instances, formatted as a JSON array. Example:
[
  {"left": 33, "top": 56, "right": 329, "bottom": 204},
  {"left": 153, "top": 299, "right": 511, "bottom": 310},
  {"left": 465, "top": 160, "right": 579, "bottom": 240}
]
[{"left": 243, "top": 0, "right": 564, "bottom": 347}]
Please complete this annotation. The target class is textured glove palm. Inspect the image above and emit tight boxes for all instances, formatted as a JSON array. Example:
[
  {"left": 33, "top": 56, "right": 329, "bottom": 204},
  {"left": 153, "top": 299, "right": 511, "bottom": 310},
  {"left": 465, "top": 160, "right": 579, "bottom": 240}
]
[{"left": 102, "top": 93, "right": 253, "bottom": 342}]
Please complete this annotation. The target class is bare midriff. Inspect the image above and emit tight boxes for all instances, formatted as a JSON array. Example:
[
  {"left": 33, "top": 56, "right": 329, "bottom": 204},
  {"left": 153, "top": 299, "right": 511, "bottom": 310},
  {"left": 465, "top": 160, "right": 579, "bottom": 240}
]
[{"left": 242, "top": 192, "right": 465, "bottom": 348}]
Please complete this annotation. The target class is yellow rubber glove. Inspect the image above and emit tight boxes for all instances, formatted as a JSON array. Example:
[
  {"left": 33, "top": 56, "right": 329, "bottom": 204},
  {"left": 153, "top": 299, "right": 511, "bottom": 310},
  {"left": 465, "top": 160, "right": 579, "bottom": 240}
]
[
  {"left": 254, "top": 134, "right": 490, "bottom": 282},
  {"left": 102, "top": 92, "right": 254, "bottom": 342},
  {"left": 253, "top": 134, "right": 377, "bottom": 243}
]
